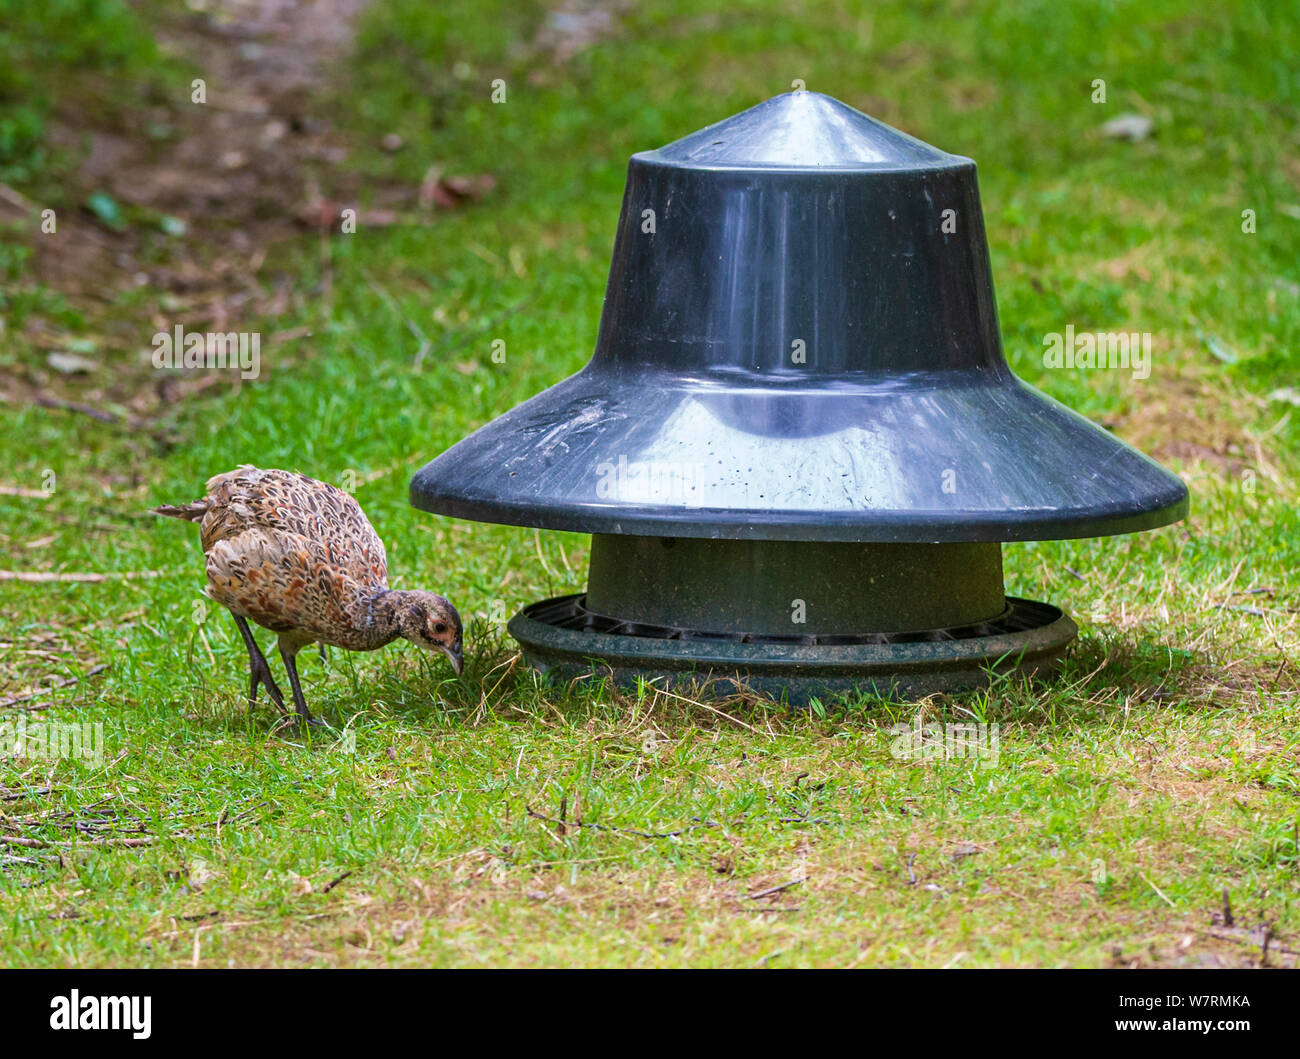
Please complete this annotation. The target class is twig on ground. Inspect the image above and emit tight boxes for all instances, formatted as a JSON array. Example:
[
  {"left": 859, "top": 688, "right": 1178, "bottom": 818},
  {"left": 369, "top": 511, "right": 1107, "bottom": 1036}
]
[
  {"left": 0, "top": 833, "right": 157, "bottom": 849},
  {"left": 0, "top": 836, "right": 47, "bottom": 849},
  {"left": 28, "top": 393, "right": 124, "bottom": 425},
  {"left": 0, "top": 664, "right": 108, "bottom": 710},
  {"left": 525, "top": 805, "right": 717, "bottom": 840},
  {"left": 1138, "top": 871, "right": 1177, "bottom": 909},
  {"left": 651, "top": 685, "right": 765, "bottom": 735},
  {"left": 321, "top": 870, "right": 354, "bottom": 893},
  {"left": 749, "top": 877, "right": 807, "bottom": 900},
  {"left": 0, "top": 183, "right": 37, "bottom": 212},
  {"left": 1197, "top": 928, "right": 1299, "bottom": 959},
  {"left": 0, "top": 787, "right": 53, "bottom": 801},
  {"left": 0, "top": 570, "right": 168, "bottom": 583}
]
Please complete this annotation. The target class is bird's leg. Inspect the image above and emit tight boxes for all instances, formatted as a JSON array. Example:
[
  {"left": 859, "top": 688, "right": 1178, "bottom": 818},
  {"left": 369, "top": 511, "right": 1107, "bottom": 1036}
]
[
  {"left": 231, "top": 614, "right": 286, "bottom": 713},
  {"left": 318, "top": 643, "right": 328, "bottom": 664},
  {"left": 278, "top": 641, "right": 321, "bottom": 727}
]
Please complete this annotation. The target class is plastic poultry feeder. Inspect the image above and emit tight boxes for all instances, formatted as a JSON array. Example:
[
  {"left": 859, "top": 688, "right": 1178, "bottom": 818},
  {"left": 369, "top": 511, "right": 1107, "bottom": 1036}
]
[{"left": 410, "top": 92, "right": 1188, "bottom": 702}]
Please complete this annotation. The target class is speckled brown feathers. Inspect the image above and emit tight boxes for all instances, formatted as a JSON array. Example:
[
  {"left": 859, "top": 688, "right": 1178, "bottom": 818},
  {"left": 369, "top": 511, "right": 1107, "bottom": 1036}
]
[
  {"left": 196, "top": 467, "right": 390, "bottom": 650},
  {"left": 155, "top": 466, "right": 462, "bottom": 724}
]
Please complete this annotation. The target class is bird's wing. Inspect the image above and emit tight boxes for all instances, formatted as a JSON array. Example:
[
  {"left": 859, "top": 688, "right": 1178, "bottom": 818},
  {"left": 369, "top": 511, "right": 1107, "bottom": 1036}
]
[
  {"left": 200, "top": 467, "right": 388, "bottom": 588},
  {"left": 206, "top": 527, "right": 365, "bottom": 643}
]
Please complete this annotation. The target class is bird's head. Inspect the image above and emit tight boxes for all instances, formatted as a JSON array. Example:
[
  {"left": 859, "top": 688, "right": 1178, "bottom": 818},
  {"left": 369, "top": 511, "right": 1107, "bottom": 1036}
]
[{"left": 396, "top": 591, "right": 463, "bottom": 675}]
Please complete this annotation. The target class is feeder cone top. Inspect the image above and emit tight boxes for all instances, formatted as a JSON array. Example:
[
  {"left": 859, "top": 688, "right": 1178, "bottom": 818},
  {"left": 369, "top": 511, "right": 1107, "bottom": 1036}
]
[
  {"left": 638, "top": 90, "right": 963, "bottom": 171},
  {"left": 411, "top": 92, "right": 1188, "bottom": 544}
]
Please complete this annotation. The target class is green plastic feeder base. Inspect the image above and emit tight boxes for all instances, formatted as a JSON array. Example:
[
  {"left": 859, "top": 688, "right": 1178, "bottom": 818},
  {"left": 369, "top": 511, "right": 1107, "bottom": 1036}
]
[{"left": 507, "top": 538, "right": 1077, "bottom": 704}]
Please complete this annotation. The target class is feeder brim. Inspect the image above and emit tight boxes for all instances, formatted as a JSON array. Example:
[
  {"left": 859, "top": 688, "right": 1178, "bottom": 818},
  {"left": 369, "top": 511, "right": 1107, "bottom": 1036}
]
[{"left": 410, "top": 365, "right": 1188, "bottom": 544}]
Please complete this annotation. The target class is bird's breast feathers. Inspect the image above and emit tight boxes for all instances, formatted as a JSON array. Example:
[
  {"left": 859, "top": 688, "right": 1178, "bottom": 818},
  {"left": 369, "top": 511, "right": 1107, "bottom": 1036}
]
[{"left": 205, "top": 527, "right": 387, "bottom": 643}]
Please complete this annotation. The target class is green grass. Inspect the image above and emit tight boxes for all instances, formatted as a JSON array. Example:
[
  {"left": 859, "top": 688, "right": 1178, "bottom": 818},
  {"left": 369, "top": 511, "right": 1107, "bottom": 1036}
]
[
  {"left": 0, "top": 0, "right": 164, "bottom": 183},
  {"left": 0, "top": 0, "right": 1297, "bottom": 967}
]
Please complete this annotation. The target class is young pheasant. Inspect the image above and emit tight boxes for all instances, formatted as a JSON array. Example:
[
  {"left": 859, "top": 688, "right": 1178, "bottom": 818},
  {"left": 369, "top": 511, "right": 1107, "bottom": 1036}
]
[{"left": 154, "top": 467, "right": 461, "bottom": 725}]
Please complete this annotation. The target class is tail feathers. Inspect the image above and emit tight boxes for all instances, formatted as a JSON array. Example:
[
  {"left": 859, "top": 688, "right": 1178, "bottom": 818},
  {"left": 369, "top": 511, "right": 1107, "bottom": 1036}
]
[{"left": 152, "top": 501, "right": 207, "bottom": 522}]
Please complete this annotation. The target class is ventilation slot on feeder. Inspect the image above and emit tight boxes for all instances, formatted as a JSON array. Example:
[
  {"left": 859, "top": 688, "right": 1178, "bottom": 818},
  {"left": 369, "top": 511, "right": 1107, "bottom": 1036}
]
[{"left": 411, "top": 92, "right": 1187, "bottom": 703}]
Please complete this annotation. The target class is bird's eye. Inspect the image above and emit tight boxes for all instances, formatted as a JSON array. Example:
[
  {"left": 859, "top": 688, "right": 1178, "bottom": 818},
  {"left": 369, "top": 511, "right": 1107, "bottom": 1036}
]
[{"left": 434, "top": 622, "right": 447, "bottom": 634}]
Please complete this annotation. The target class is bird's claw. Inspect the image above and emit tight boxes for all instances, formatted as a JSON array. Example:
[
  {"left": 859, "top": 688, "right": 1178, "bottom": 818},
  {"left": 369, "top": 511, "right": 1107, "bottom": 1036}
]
[{"left": 269, "top": 713, "right": 326, "bottom": 736}]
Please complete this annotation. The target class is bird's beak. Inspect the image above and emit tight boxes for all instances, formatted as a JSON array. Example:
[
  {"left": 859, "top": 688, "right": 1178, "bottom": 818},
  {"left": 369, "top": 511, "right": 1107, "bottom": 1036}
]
[{"left": 442, "top": 644, "right": 463, "bottom": 676}]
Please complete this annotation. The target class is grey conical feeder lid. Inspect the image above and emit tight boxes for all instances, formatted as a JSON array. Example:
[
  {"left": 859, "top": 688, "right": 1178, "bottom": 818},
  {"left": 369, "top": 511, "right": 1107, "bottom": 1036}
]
[
  {"left": 410, "top": 92, "right": 1188, "bottom": 701},
  {"left": 412, "top": 91, "right": 1186, "bottom": 543}
]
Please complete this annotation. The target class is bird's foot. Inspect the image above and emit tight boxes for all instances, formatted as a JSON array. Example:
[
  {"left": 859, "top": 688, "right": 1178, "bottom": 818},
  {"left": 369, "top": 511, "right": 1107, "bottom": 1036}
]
[
  {"left": 294, "top": 703, "right": 325, "bottom": 729},
  {"left": 249, "top": 654, "right": 286, "bottom": 712},
  {"left": 269, "top": 713, "right": 326, "bottom": 736}
]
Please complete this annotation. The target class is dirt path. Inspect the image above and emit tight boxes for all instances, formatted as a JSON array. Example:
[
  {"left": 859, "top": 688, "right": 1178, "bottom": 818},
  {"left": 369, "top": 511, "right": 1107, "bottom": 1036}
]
[
  {"left": 3, "top": 0, "right": 493, "bottom": 431},
  {"left": 36, "top": 0, "right": 371, "bottom": 298}
]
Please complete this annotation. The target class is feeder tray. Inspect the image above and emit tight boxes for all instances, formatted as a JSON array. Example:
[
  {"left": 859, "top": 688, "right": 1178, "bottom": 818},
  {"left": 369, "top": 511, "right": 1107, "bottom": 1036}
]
[{"left": 410, "top": 92, "right": 1187, "bottom": 702}]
